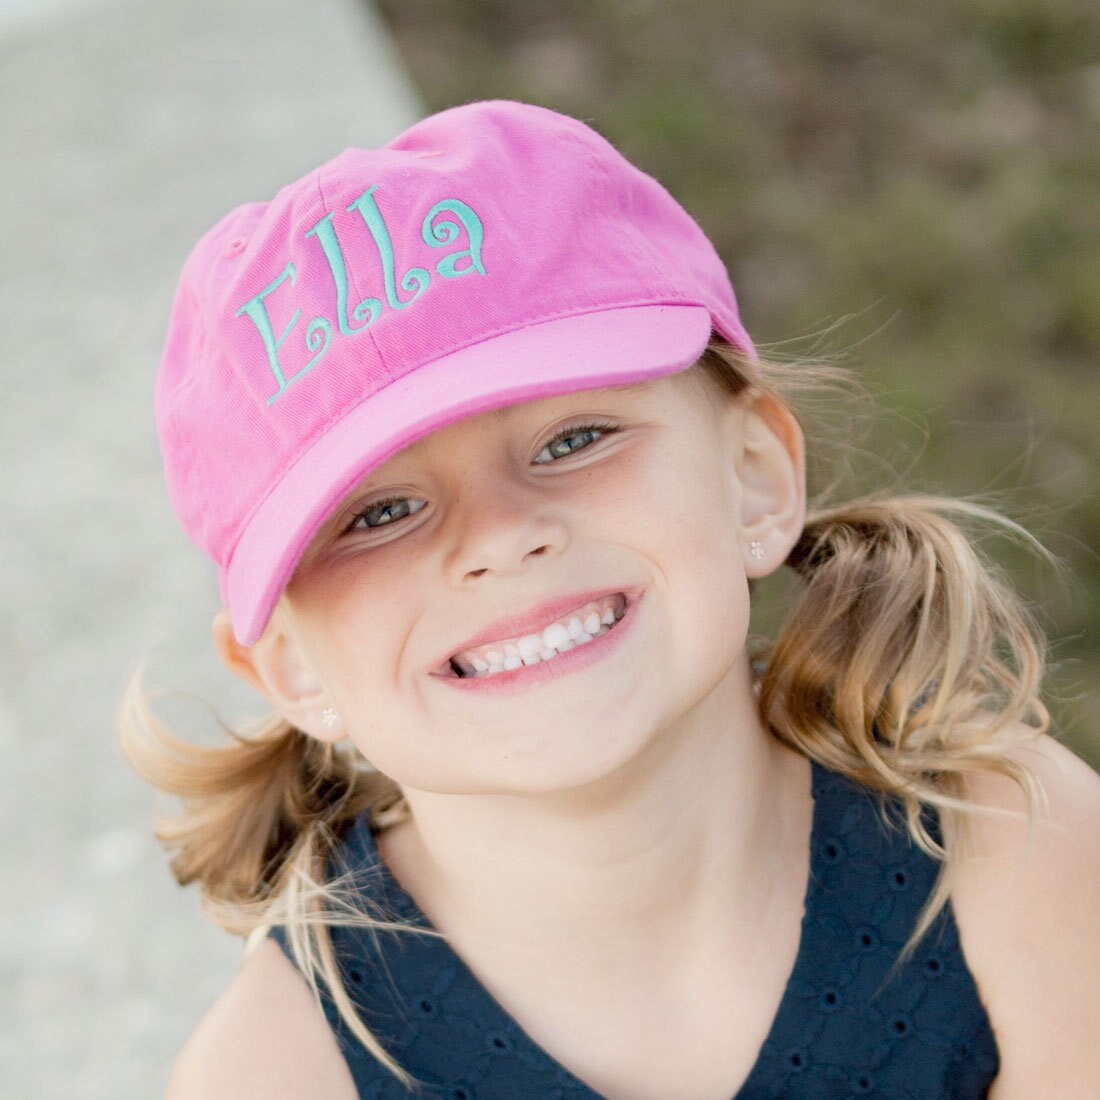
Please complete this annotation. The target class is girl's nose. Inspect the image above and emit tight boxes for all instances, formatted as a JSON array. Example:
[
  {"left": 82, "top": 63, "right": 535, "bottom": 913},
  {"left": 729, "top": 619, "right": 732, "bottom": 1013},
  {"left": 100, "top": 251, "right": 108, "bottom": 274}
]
[{"left": 443, "top": 480, "right": 570, "bottom": 585}]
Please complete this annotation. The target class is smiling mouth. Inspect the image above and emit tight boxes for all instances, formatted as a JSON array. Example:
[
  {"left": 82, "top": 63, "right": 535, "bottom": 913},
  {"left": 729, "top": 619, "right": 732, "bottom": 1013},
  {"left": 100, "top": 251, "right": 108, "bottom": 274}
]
[{"left": 446, "top": 593, "right": 629, "bottom": 679}]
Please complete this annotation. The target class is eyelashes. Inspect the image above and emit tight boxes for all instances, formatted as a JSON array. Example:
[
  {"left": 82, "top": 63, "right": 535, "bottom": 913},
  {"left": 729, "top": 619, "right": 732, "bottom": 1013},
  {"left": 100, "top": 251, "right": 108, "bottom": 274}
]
[
  {"left": 343, "top": 496, "right": 427, "bottom": 533},
  {"left": 532, "top": 420, "right": 619, "bottom": 465},
  {"left": 340, "top": 418, "right": 621, "bottom": 536}
]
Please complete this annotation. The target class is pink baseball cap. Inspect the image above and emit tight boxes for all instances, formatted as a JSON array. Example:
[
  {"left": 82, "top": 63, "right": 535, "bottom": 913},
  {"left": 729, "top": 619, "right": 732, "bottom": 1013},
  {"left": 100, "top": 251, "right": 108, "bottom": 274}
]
[{"left": 156, "top": 100, "right": 754, "bottom": 644}]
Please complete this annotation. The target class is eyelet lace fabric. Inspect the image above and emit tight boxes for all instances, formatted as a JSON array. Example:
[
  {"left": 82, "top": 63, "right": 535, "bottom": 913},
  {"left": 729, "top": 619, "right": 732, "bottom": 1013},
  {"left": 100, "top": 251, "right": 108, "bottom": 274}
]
[{"left": 272, "top": 762, "right": 998, "bottom": 1098}]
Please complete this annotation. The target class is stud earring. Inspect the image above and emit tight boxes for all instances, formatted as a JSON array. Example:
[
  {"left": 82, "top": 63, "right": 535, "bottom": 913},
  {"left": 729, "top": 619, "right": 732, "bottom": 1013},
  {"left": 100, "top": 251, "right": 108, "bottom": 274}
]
[
  {"left": 320, "top": 706, "right": 340, "bottom": 731},
  {"left": 749, "top": 540, "right": 766, "bottom": 561}
]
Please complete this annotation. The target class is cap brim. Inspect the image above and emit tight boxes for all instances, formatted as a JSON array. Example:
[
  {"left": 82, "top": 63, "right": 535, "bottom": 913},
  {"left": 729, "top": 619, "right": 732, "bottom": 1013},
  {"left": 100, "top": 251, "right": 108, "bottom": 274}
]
[{"left": 226, "top": 303, "right": 715, "bottom": 643}]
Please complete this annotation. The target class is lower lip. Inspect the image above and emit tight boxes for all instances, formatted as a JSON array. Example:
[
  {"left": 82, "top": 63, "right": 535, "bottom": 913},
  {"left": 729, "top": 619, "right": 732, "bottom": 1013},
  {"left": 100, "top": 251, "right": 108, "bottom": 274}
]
[{"left": 433, "top": 591, "right": 644, "bottom": 697}]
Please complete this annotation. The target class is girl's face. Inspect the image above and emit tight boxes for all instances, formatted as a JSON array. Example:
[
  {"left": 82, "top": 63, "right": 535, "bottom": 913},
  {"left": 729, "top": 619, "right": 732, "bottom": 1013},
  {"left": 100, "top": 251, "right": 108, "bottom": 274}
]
[{"left": 265, "top": 370, "right": 803, "bottom": 797}]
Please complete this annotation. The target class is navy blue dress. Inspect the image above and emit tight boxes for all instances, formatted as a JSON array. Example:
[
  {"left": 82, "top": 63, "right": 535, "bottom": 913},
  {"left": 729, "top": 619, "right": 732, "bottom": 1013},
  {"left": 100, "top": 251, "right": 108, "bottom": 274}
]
[{"left": 272, "top": 762, "right": 998, "bottom": 1098}]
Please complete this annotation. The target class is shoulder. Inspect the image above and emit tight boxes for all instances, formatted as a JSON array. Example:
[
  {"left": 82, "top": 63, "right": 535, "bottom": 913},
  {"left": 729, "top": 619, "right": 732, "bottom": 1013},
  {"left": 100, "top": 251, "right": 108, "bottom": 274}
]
[
  {"left": 949, "top": 733, "right": 1100, "bottom": 1098},
  {"left": 165, "top": 937, "right": 357, "bottom": 1100}
]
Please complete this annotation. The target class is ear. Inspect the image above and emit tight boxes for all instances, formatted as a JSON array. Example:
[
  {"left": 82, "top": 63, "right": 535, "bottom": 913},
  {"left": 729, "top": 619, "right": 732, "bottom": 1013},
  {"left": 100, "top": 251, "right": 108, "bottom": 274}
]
[
  {"left": 734, "top": 392, "right": 806, "bottom": 578},
  {"left": 212, "top": 608, "right": 346, "bottom": 743}
]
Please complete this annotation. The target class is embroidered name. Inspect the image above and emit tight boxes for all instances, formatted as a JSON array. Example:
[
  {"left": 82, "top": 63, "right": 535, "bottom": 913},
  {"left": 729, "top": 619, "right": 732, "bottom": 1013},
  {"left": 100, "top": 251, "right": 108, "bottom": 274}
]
[{"left": 235, "top": 187, "right": 486, "bottom": 405}]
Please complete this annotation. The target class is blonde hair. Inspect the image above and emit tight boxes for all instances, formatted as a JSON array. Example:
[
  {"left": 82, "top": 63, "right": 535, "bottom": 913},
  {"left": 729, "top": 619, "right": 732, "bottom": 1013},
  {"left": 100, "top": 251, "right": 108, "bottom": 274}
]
[
  {"left": 120, "top": 339, "right": 1047, "bottom": 1080},
  {"left": 117, "top": 698, "right": 418, "bottom": 1079}
]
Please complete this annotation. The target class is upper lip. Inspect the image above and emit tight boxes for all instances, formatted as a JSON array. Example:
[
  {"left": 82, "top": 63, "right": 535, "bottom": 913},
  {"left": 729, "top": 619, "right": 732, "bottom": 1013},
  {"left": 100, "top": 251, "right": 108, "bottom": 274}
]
[{"left": 434, "top": 587, "right": 637, "bottom": 670}]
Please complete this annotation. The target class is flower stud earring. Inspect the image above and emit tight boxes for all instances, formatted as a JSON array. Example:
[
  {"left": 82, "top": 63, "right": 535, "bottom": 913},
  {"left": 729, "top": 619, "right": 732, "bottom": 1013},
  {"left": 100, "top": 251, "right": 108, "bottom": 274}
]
[
  {"left": 320, "top": 706, "right": 340, "bottom": 731},
  {"left": 749, "top": 540, "right": 766, "bottom": 561}
]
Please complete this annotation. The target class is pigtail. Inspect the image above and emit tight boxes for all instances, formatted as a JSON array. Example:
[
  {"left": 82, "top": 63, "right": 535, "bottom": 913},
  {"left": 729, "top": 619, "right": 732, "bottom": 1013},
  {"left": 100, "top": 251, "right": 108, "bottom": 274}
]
[
  {"left": 701, "top": 341, "right": 1049, "bottom": 956},
  {"left": 118, "top": 677, "right": 401, "bottom": 922},
  {"left": 118, "top": 674, "right": 419, "bottom": 1082},
  {"left": 764, "top": 497, "right": 1049, "bottom": 953},
  {"left": 769, "top": 496, "right": 1048, "bottom": 821}
]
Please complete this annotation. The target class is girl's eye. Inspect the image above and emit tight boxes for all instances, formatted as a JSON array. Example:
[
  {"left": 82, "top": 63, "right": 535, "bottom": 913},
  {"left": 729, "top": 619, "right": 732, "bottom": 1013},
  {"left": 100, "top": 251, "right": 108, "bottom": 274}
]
[
  {"left": 346, "top": 496, "right": 426, "bottom": 532},
  {"left": 533, "top": 422, "right": 617, "bottom": 465}
]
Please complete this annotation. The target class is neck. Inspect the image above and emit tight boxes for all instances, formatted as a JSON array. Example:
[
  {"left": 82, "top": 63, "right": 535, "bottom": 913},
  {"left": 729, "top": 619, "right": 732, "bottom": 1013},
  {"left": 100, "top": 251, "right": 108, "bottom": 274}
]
[{"left": 380, "top": 658, "right": 812, "bottom": 961}]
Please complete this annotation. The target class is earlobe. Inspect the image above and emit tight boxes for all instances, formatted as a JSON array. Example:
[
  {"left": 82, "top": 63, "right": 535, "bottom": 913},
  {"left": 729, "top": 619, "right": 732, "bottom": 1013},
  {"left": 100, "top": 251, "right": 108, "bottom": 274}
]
[
  {"left": 211, "top": 608, "right": 346, "bottom": 743},
  {"left": 736, "top": 394, "right": 806, "bottom": 578}
]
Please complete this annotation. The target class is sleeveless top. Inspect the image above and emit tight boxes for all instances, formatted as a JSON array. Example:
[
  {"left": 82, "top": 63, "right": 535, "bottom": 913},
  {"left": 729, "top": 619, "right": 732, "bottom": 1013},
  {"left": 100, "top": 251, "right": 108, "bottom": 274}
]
[{"left": 271, "top": 762, "right": 999, "bottom": 1098}]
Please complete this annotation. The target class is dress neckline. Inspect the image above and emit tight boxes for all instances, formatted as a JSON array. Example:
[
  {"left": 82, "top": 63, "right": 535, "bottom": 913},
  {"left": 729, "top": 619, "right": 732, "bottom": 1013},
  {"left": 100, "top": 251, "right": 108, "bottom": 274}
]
[{"left": 346, "top": 758, "right": 828, "bottom": 1100}]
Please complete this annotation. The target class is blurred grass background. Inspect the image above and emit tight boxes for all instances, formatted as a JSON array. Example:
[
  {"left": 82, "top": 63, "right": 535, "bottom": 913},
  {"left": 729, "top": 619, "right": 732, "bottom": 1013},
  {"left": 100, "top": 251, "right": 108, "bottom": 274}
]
[{"left": 372, "top": 0, "right": 1099, "bottom": 769}]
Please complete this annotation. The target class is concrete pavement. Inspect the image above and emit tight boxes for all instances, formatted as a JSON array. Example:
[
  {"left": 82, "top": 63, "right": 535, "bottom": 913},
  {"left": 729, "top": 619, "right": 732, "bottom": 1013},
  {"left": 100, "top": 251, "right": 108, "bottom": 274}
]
[{"left": 0, "top": 1, "right": 420, "bottom": 1094}]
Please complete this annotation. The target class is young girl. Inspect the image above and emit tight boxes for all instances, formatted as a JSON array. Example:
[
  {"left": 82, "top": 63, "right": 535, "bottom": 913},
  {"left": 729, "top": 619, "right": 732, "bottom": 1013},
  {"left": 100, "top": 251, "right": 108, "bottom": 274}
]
[{"left": 125, "top": 100, "right": 1100, "bottom": 1099}]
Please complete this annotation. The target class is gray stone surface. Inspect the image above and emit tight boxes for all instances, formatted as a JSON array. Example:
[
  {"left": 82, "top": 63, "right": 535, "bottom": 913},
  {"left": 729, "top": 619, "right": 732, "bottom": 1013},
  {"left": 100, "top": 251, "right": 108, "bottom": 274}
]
[{"left": 0, "top": 1, "right": 420, "bottom": 1095}]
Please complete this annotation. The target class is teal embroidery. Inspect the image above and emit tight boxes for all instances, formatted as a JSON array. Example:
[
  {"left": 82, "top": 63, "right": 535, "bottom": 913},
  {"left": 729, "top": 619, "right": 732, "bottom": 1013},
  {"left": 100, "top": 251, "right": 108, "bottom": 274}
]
[
  {"left": 348, "top": 186, "right": 430, "bottom": 310},
  {"left": 422, "top": 199, "right": 486, "bottom": 278},
  {"left": 238, "top": 188, "right": 488, "bottom": 405},
  {"left": 235, "top": 261, "right": 332, "bottom": 405},
  {"left": 305, "top": 212, "right": 382, "bottom": 335},
  {"left": 297, "top": 316, "right": 333, "bottom": 386}
]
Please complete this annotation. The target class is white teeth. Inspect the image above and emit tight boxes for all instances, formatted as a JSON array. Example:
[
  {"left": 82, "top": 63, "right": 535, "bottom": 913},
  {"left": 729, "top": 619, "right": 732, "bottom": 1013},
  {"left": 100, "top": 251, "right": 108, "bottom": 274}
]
[{"left": 450, "top": 594, "right": 628, "bottom": 679}]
